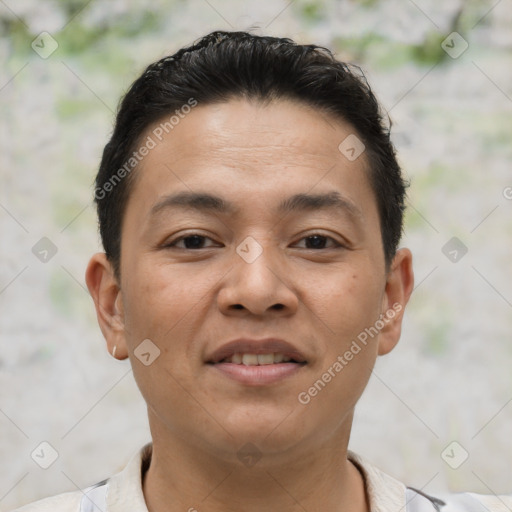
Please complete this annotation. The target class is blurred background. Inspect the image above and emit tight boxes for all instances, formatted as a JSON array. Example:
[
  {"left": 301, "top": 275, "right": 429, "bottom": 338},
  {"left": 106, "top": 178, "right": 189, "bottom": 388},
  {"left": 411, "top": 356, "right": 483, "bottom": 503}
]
[{"left": 1, "top": 0, "right": 511, "bottom": 509}]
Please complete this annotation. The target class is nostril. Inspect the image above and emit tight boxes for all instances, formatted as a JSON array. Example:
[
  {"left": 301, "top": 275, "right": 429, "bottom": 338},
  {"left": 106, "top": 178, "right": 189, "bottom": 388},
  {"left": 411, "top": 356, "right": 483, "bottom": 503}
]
[{"left": 229, "top": 303, "right": 284, "bottom": 311}]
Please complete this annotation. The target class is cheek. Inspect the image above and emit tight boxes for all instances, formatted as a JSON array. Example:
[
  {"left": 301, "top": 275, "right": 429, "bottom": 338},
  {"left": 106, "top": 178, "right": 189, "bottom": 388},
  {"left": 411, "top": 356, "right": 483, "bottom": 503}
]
[
  {"left": 120, "top": 268, "right": 199, "bottom": 412},
  {"left": 297, "top": 273, "right": 381, "bottom": 430},
  {"left": 121, "top": 265, "right": 192, "bottom": 343},
  {"left": 307, "top": 266, "right": 384, "bottom": 340},
  {"left": 121, "top": 261, "right": 222, "bottom": 366}
]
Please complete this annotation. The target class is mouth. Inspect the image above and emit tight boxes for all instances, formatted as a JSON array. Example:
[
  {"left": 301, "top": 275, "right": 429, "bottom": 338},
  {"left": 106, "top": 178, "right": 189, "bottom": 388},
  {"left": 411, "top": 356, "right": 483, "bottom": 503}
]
[
  {"left": 213, "top": 352, "right": 306, "bottom": 365},
  {"left": 206, "top": 338, "right": 307, "bottom": 386}
]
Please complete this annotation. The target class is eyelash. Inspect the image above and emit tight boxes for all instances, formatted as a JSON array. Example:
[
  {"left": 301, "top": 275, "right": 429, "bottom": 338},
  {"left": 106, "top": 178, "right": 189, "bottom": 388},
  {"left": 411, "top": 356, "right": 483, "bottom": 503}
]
[{"left": 164, "top": 232, "right": 343, "bottom": 250}]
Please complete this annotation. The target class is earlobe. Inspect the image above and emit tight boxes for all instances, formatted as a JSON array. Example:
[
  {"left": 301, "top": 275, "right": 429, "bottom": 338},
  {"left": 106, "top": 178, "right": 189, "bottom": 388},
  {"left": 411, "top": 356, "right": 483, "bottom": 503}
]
[
  {"left": 85, "top": 253, "right": 129, "bottom": 360},
  {"left": 377, "top": 248, "right": 414, "bottom": 356}
]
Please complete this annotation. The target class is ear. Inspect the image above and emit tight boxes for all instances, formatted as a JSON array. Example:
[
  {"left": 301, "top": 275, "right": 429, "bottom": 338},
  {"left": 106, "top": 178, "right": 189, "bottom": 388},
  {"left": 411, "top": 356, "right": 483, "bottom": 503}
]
[
  {"left": 85, "top": 252, "right": 129, "bottom": 360},
  {"left": 377, "top": 248, "right": 414, "bottom": 356}
]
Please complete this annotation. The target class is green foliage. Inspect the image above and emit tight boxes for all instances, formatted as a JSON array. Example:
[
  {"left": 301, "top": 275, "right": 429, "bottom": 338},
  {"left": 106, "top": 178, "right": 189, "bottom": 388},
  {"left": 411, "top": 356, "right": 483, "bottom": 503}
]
[
  {"left": 333, "top": 31, "right": 452, "bottom": 69},
  {"left": 58, "top": 10, "right": 162, "bottom": 54},
  {"left": 410, "top": 31, "right": 449, "bottom": 66},
  {"left": 3, "top": 18, "right": 32, "bottom": 57},
  {"left": 300, "top": 1, "right": 324, "bottom": 22},
  {"left": 415, "top": 163, "right": 461, "bottom": 192},
  {"left": 49, "top": 267, "right": 83, "bottom": 317},
  {"left": 424, "top": 318, "right": 451, "bottom": 356},
  {"left": 56, "top": 97, "right": 93, "bottom": 119},
  {"left": 2, "top": 7, "right": 162, "bottom": 58}
]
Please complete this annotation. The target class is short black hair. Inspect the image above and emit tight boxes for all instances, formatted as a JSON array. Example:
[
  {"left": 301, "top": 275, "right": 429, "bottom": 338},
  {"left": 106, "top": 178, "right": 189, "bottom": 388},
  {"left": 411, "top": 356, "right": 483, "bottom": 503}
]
[{"left": 94, "top": 30, "right": 408, "bottom": 280}]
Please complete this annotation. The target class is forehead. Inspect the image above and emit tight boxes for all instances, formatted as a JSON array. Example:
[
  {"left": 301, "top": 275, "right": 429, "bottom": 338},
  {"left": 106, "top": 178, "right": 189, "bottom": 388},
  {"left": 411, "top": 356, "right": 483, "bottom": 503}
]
[
  {"left": 124, "top": 97, "right": 377, "bottom": 226},
  {"left": 145, "top": 98, "right": 361, "bottom": 166}
]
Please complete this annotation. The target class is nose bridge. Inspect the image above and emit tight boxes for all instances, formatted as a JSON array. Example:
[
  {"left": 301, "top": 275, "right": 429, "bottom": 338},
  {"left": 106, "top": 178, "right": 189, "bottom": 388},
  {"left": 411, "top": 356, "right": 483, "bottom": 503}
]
[
  {"left": 235, "top": 234, "right": 282, "bottom": 288},
  {"left": 218, "top": 234, "right": 297, "bottom": 315}
]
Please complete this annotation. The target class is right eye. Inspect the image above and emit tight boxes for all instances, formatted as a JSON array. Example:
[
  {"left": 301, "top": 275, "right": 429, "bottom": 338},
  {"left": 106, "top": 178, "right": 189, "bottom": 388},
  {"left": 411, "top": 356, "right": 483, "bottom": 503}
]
[{"left": 164, "top": 233, "right": 221, "bottom": 250}]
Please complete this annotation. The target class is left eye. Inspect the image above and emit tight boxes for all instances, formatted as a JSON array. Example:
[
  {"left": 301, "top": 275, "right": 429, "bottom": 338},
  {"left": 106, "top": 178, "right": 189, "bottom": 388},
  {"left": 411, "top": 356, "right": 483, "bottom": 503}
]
[{"left": 293, "top": 234, "right": 341, "bottom": 249}]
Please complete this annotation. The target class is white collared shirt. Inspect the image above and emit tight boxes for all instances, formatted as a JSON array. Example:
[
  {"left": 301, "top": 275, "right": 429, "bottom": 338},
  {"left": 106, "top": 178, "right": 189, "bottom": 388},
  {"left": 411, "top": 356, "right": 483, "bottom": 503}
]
[{"left": 11, "top": 443, "right": 512, "bottom": 512}]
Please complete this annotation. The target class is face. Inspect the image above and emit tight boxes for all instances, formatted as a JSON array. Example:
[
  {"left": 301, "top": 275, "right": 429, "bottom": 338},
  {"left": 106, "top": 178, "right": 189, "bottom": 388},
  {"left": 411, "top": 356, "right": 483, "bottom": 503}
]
[{"left": 87, "top": 98, "right": 413, "bottom": 465}]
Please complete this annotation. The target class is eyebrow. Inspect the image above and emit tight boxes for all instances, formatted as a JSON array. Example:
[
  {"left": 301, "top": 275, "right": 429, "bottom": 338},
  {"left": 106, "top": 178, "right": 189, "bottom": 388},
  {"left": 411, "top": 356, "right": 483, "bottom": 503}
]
[{"left": 149, "top": 190, "right": 362, "bottom": 220}]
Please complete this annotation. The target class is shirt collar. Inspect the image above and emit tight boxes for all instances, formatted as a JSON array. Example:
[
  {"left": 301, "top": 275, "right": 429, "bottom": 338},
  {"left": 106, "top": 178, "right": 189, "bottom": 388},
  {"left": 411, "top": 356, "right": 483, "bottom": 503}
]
[
  {"left": 105, "top": 442, "right": 152, "bottom": 512},
  {"left": 105, "top": 443, "right": 407, "bottom": 512},
  {"left": 348, "top": 450, "right": 407, "bottom": 512}
]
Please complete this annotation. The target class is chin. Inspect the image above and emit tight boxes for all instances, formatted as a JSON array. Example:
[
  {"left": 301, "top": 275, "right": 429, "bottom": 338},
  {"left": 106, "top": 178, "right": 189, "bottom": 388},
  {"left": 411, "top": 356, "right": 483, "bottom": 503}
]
[{"left": 222, "top": 404, "right": 305, "bottom": 448}]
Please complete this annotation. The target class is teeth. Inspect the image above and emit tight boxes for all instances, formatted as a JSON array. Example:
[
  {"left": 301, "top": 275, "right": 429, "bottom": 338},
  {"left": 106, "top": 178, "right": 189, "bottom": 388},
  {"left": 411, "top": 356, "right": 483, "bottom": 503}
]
[
  {"left": 224, "top": 353, "right": 293, "bottom": 365},
  {"left": 257, "top": 354, "right": 274, "bottom": 365},
  {"left": 273, "top": 353, "right": 284, "bottom": 363},
  {"left": 242, "top": 354, "right": 259, "bottom": 366}
]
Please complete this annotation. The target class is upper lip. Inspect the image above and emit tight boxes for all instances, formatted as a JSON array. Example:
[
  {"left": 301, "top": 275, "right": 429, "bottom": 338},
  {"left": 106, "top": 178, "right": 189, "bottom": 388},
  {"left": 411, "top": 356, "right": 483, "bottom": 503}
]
[{"left": 206, "top": 338, "right": 307, "bottom": 364}]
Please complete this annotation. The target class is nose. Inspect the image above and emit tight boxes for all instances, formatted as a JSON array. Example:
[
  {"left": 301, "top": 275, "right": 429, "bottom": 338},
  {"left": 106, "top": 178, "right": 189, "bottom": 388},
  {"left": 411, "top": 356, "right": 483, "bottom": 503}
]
[{"left": 217, "top": 240, "right": 299, "bottom": 317}]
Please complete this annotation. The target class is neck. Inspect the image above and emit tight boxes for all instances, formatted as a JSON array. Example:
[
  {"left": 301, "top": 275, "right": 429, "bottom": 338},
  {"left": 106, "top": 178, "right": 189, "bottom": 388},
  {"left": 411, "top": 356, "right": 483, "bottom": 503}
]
[{"left": 142, "top": 412, "right": 368, "bottom": 512}]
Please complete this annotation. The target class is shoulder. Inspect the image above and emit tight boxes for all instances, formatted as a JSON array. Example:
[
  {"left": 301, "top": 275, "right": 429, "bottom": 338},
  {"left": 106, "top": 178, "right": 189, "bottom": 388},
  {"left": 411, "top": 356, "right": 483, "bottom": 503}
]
[
  {"left": 9, "top": 443, "right": 151, "bottom": 512},
  {"left": 10, "top": 478, "right": 109, "bottom": 512},
  {"left": 406, "top": 483, "right": 512, "bottom": 512},
  {"left": 9, "top": 490, "right": 83, "bottom": 512},
  {"left": 348, "top": 450, "right": 511, "bottom": 512},
  {"left": 433, "top": 491, "right": 512, "bottom": 512}
]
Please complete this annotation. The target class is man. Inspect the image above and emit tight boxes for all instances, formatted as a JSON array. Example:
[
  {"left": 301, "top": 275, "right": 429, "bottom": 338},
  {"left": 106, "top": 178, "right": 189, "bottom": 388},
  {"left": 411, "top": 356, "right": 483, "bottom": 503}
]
[{"left": 13, "top": 30, "right": 511, "bottom": 512}]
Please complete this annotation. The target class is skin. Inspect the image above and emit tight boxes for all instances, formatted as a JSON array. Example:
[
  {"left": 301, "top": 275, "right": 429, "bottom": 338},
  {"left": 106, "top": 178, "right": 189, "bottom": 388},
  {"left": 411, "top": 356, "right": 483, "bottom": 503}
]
[{"left": 86, "top": 97, "right": 414, "bottom": 512}]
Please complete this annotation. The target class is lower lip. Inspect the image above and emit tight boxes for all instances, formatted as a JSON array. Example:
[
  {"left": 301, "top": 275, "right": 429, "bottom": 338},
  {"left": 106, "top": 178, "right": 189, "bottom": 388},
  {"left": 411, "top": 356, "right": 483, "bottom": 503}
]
[{"left": 209, "top": 362, "right": 305, "bottom": 386}]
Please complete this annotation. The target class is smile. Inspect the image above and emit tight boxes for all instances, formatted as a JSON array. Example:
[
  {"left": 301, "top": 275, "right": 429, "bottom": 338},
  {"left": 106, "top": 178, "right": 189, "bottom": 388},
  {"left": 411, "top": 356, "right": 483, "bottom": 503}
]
[
  {"left": 205, "top": 338, "right": 308, "bottom": 385},
  {"left": 208, "top": 354, "right": 306, "bottom": 386},
  {"left": 218, "top": 353, "right": 301, "bottom": 365}
]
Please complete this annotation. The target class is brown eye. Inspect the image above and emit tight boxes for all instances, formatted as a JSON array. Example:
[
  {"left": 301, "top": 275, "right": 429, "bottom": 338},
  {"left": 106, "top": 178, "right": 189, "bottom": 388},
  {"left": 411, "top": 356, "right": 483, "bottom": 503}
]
[
  {"left": 166, "top": 234, "right": 219, "bottom": 249},
  {"left": 294, "top": 234, "right": 342, "bottom": 249}
]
